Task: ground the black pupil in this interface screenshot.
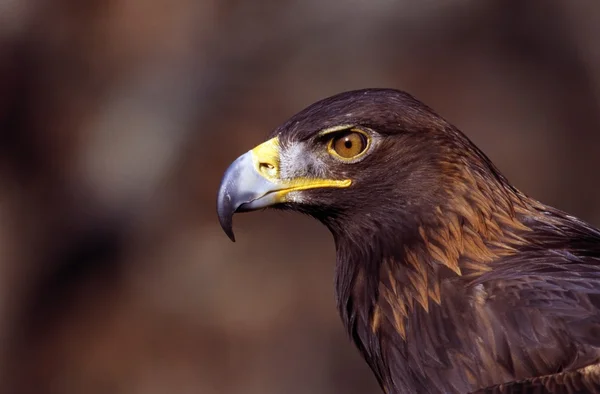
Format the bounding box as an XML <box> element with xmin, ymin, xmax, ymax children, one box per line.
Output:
<box><xmin>344</xmin><ymin>138</ymin><xmax>353</xmax><ymax>149</ymax></box>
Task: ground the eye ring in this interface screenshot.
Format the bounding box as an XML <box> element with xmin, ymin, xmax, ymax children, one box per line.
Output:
<box><xmin>327</xmin><ymin>128</ymin><xmax>371</xmax><ymax>161</ymax></box>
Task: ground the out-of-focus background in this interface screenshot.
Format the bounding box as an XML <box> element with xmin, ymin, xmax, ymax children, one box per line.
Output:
<box><xmin>1</xmin><ymin>1</ymin><xmax>600</xmax><ymax>393</ymax></box>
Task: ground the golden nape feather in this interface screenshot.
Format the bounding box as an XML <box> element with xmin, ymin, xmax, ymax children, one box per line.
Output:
<box><xmin>217</xmin><ymin>89</ymin><xmax>600</xmax><ymax>394</ymax></box>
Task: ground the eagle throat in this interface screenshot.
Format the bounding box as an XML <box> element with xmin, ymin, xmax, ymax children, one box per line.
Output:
<box><xmin>329</xmin><ymin>163</ymin><xmax>534</xmax><ymax>393</ymax></box>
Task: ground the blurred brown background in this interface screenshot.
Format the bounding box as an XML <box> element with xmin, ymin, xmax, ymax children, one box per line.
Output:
<box><xmin>1</xmin><ymin>1</ymin><xmax>600</xmax><ymax>393</ymax></box>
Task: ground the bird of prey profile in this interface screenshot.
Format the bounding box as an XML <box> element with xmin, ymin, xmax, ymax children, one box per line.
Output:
<box><xmin>216</xmin><ymin>89</ymin><xmax>600</xmax><ymax>393</ymax></box>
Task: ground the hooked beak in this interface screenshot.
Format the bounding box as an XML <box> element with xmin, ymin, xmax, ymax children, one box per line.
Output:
<box><xmin>216</xmin><ymin>137</ymin><xmax>351</xmax><ymax>241</ymax></box>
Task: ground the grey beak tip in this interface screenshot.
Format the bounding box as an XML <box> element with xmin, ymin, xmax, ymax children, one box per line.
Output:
<box><xmin>217</xmin><ymin>150</ymin><xmax>278</xmax><ymax>242</ymax></box>
<box><xmin>224</xmin><ymin>224</ymin><xmax>236</xmax><ymax>242</ymax></box>
<box><xmin>217</xmin><ymin>189</ymin><xmax>237</xmax><ymax>242</ymax></box>
<box><xmin>217</xmin><ymin>206</ymin><xmax>237</xmax><ymax>242</ymax></box>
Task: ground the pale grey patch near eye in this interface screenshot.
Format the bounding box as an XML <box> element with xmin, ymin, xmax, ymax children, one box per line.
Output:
<box><xmin>279</xmin><ymin>141</ymin><xmax>305</xmax><ymax>179</ymax></box>
<box><xmin>280</xmin><ymin>141</ymin><xmax>329</xmax><ymax>180</ymax></box>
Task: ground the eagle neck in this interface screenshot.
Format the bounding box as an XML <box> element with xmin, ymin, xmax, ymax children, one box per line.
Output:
<box><xmin>329</xmin><ymin>167</ymin><xmax>533</xmax><ymax>392</ymax></box>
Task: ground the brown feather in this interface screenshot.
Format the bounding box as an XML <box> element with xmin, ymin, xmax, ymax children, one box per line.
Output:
<box><xmin>258</xmin><ymin>89</ymin><xmax>600</xmax><ymax>393</ymax></box>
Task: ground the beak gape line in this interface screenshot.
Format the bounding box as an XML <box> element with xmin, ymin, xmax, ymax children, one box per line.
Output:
<box><xmin>216</xmin><ymin>137</ymin><xmax>351</xmax><ymax>241</ymax></box>
<box><xmin>217</xmin><ymin>147</ymin><xmax>284</xmax><ymax>241</ymax></box>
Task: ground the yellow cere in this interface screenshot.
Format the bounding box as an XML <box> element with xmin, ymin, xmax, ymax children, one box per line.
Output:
<box><xmin>249</xmin><ymin>136</ymin><xmax>352</xmax><ymax>201</ymax></box>
<box><xmin>251</xmin><ymin>137</ymin><xmax>281</xmax><ymax>181</ymax></box>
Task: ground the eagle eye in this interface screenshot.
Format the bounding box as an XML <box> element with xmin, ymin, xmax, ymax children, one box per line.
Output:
<box><xmin>327</xmin><ymin>129</ymin><xmax>369</xmax><ymax>160</ymax></box>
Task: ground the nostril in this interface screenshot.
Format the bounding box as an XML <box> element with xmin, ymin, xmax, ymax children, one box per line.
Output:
<box><xmin>258</xmin><ymin>161</ymin><xmax>277</xmax><ymax>177</ymax></box>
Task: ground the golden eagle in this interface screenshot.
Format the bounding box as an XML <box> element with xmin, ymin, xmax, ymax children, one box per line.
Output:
<box><xmin>216</xmin><ymin>89</ymin><xmax>600</xmax><ymax>393</ymax></box>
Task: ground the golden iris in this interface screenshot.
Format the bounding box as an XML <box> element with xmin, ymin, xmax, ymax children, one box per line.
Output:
<box><xmin>329</xmin><ymin>130</ymin><xmax>368</xmax><ymax>159</ymax></box>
